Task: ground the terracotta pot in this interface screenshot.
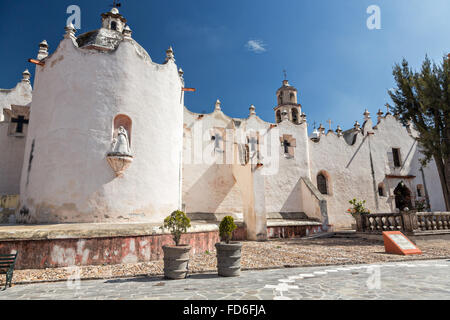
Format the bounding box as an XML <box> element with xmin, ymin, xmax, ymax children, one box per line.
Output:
<box><xmin>215</xmin><ymin>242</ymin><xmax>242</xmax><ymax>277</ymax></box>
<box><xmin>162</xmin><ymin>244</ymin><xmax>191</xmax><ymax>280</ymax></box>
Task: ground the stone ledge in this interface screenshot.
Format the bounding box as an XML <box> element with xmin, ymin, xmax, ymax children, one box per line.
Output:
<box><xmin>0</xmin><ymin>221</ymin><xmax>219</xmax><ymax>241</ymax></box>
<box><xmin>267</xmin><ymin>219</ymin><xmax>322</xmax><ymax>227</ymax></box>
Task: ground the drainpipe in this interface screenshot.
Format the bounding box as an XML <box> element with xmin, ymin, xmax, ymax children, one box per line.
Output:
<box><xmin>367</xmin><ymin>133</ymin><xmax>379</xmax><ymax>210</ymax></box>
<box><xmin>420</xmin><ymin>167</ymin><xmax>431</xmax><ymax>211</ymax></box>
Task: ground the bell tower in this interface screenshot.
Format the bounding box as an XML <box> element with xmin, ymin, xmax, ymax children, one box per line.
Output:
<box><xmin>274</xmin><ymin>78</ymin><xmax>302</xmax><ymax>124</ymax></box>
<box><xmin>101</xmin><ymin>7</ymin><xmax>127</xmax><ymax>32</ymax></box>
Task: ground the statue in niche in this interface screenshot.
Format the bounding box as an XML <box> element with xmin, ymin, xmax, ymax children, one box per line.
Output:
<box><xmin>110</xmin><ymin>126</ymin><xmax>131</xmax><ymax>156</ymax></box>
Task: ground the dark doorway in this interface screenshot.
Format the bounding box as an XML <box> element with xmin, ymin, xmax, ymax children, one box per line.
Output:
<box><xmin>394</xmin><ymin>182</ymin><xmax>412</xmax><ymax>210</ymax></box>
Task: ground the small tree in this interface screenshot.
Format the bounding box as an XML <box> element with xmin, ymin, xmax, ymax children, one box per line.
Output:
<box><xmin>219</xmin><ymin>216</ymin><xmax>237</xmax><ymax>244</ymax></box>
<box><xmin>161</xmin><ymin>210</ymin><xmax>191</xmax><ymax>246</ymax></box>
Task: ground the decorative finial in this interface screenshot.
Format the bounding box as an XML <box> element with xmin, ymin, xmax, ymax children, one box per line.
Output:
<box><xmin>283</xmin><ymin>69</ymin><xmax>287</xmax><ymax>80</ymax></box>
<box><xmin>37</xmin><ymin>40</ymin><xmax>49</xmax><ymax>60</ymax></box>
<box><xmin>318</xmin><ymin>123</ymin><xmax>325</xmax><ymax>135</ymax></box>
<box><xmin>178</xmin><ymin>68</ymin><xmax>184</xmax><ymax>79</ymax></box>
<box><xmin>336</xmin><ymin>125</ymin><xmax>343</xmax><ymax>137</ymax></box>
<box><xmin>22</xmin><ymin>69</ymin><xmax>31</xmax><ymax>83</ymax></box>
<box><xmin>165</xmin><ymin>46</ymin><xmax>175</xmax><ymax>62</ymax></box>
<box><xmin>312</xmin><ymin>128</ymin><xmax>320</xmax><ymax>140</ymax></box>
<box><xmin>249</xmin><ymin>105</ymin><xmax>256</xmax><ymax>116</ymax></box>
<box><xmin>300</xmin><ymin>112</ymin><xmax>306</xmax><ymax>122</ymax></box>
<box><xmin>64</xmin><ymin>22</ymin><xmax>76</xmax><ymax>40</ymax></box>
<box><xmin>123</xmin><ymin>25</ymin><xmax>132</xmax><ymax>39</ymax></box>
<box><xmin>363</xmin><ymin>109</ymin><xmax>370</xmax><ymax>120</ymax></box>
<box><xmin>377</xmin><ymin>108</ymin><xmax>384</xmax><ymax>121</ymax></box>
<box><xmin>215</xmin><ymin>99</ymin><xmax>221</xmax><ymax>111</ymax></box>
<box><xmin>354</xmin><ymin>120</ymin><xmax>361</xmax><ymax>131</ymax></box>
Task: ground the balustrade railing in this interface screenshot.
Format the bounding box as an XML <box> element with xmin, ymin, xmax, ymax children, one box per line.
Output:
<box><xmin>356</xmin><ymin>211</ymin><xmax>450</xmax><ymax>233</ymax></box>
<box><xmin>415</xmin><ymin>212</ymin><xmax>450</xmax><ymax>231</ymax></box>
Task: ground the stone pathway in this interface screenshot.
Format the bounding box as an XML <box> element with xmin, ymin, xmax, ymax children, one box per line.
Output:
<box><xmin>1</xmin><ymin>259</ymin><xmax>449</xmax><ymax>300</ymax></box>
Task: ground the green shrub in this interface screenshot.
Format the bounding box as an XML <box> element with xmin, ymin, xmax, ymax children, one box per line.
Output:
<box><xmin>347</xmin><ymin>199</ymin><xmax>370</xmax><ymax>218</ymax></box>
<box><xmin>219</xmin><ymin>216</ymin><xmax>237</xmax><ymax>244</ymax></box>
<box><xmin>160</xmin><ymin>210</ymin><xmax>191</xmax><ymax>246</ymax></box>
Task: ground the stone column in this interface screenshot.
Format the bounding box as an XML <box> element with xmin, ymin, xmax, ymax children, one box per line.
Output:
<box><xmin>355</xmin><ymin>214</ymin><xmax>364</xmax><ymax>232</ymax></box>
<box><xmin>401</xmin><ymin>211</ymin><xmax>417</xmax><ymax>233</ymax></box>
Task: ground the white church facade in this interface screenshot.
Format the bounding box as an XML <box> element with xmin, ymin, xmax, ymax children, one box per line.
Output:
<box><xmin>0</xmin><ymin>8</ymin><xmax>446</xmax><ymax>235</ymax></box>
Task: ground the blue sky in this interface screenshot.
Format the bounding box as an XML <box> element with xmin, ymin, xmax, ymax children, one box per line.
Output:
<box><xmin>1</xmin><ymin>0</ymin><xmax>449</xmax><ymax>132</ymax></box>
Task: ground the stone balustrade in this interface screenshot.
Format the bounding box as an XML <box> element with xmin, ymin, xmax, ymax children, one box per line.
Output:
<box><xmin>415</xmin><ymin>212</ymin><xmax>450</xmax><ymax>231</ymax></box>
<box><xmin>356</xmin><ymin>211</ymin><xmax>450</xmax><ymax>234</ymax></box>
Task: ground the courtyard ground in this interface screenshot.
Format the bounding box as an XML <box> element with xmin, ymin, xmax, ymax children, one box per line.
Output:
<box><xmin>1</xmin><ymin>259</ymin><xmax>449</xmax><ymax>300</ymax></box>
<box><xmin>2</xmin><ymin>237</ymin><xmax>449</xmax><ymax>285</ymax></box>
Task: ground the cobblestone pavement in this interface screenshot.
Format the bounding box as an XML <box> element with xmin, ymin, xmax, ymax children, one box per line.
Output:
<box><xmin>1</xmin><ymin>259</ymin><xmax>449</xmax><ymax>300</ymax></box>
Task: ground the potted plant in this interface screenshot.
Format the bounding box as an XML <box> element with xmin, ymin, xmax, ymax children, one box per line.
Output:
<box><xmin>347</xmin><ymin>199</ymin><xmax>370</xmax><ymax>231</ymax></box>
<box><xmin>215</xmin><ymin>216</ymin><xmax>242</xmax><ymax>277</ymax></box>
<box><xmin>160</xmin><ymin>210</ymin><xmax>191</xmax><ymax>280</ymax></box>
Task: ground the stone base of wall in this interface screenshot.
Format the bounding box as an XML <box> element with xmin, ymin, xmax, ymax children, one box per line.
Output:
<box><xmin>0</xmin><ymin>220</ymin><xmax>330</xmax><ymax>270</ymax></box>
<box><xmin>0</xmin><ymin>222</ymin><xmax>220</xmax><ymax>270</ymax></box>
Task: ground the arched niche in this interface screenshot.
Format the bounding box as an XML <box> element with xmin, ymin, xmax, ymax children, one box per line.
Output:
<box><xmin>113</xmin><ymin>114</ymin><xmax>132</xmax><ymax>146</ymax></box>
<box><xmin>378</xmin><ymin>182</ymin><xmax>386</xmax><ymax>197</ymax></box>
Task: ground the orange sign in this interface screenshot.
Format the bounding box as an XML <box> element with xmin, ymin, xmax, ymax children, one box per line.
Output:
<box><xmin>382</xmin><ymin>231</ymin><xmax>422</xmax><ymax>255</ymax></box>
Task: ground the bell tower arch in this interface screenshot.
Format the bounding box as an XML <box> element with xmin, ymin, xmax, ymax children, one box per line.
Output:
<box><xmin>274</xmin><ymin>79</ymin><xmax>302</xmax><ymax>124</ymax></box>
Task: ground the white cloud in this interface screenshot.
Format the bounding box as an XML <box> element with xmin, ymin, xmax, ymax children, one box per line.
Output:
<box><xmin>245</xmin><ymin>39</ymin><xmax>267</xmax><ymax>53</ymax></box>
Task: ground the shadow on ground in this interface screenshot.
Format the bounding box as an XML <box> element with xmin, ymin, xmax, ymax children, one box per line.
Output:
<box><xmin>104</xmin><ymin>272</ymin><xmax>220</xmax><ymax>284</ymax></box>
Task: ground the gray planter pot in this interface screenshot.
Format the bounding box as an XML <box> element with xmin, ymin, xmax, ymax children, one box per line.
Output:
<box><xmin>215</xmin><ymin>242</ymin><xmax>242</xmax><ymax>277</ymax></box>
<box><xmin>162</xmin><ymin>244</ymin><xmax>191</xmax><ymax>280</ymax></box>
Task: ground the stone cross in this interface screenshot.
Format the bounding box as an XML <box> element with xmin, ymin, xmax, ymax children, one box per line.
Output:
<box><xmin>11</xmin><ymin>116</ymin><xmax>29</xmax><ymax>133</ymax></box>
<box><xmin>213</xmin><ymin>133</ymin><xmax>223</xmax><ymax>150</ymax></box>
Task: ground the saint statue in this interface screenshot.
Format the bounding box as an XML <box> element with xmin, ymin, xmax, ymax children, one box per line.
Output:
<box><xmin>111</xmin><ymin>126</ymin><xmax>131</xmax><ymax>155</ymax></box>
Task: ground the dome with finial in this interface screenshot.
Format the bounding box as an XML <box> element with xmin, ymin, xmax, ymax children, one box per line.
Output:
<box><xmin>76</xmin><ymin>8</ymin><xmax>127</xmax><ymax>50</ymax></box>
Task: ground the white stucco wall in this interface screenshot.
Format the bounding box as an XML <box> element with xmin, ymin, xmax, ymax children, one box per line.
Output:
<box><xmin>0</xmin><ymin>77</ymin><xmax>32</xmax><ymax>195</ymax></box>
<box><xmin>182</xmin><ymin>107</ymin><xmax>244</xmax><ymax>215</ymax></box>
<box><xmin>309</xmin><ymin>115</ymin><xmax>446</xmax><ymax>229</ymax></box>
<box><xmin>181</xmin><ymin>103</ymin><xmax>446</xmax><ymax>231</ymax></box>
<box><xmin>19</xmin><ymin>35</ymin><xmax>183</xmax><ymax>223</ymax></box>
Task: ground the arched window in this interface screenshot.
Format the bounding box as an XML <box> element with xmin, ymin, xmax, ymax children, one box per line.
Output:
<box><xmin>378</xmin><ymin>183</ymin><xmax>386</xmax><ymax>197</ymax></box>
<box><xmin>113</xmin><ymin>114</ymin><xmax>132</xmax><ymax>146</ymax></box>
<box><xmin>111</xmin><ymin>21</ymin><xmax>117</xmax><ymax>31</ymax></box>
<box><xmin>276</xmin><ymin>110</ymin><xmax>281</xmax><ymax>123</ymax></box>
<box><xmin>416</xmin><ymin>184</ymin><xmax>424</xmax><ymax>198</ymax></box>
<box><xmin>291</xmin><ymin>108</ymin><xmax>298</xmax><ymax>123</ymax></box>
<box><xmin>290</xmin><ymin>92</ymin><xmax>296</xmax><ymax>103</ymax></box>
<box><xmin>317</xmin><ymin>173</ymin><xmax>328</xmax><ymax>195</ymax></box>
